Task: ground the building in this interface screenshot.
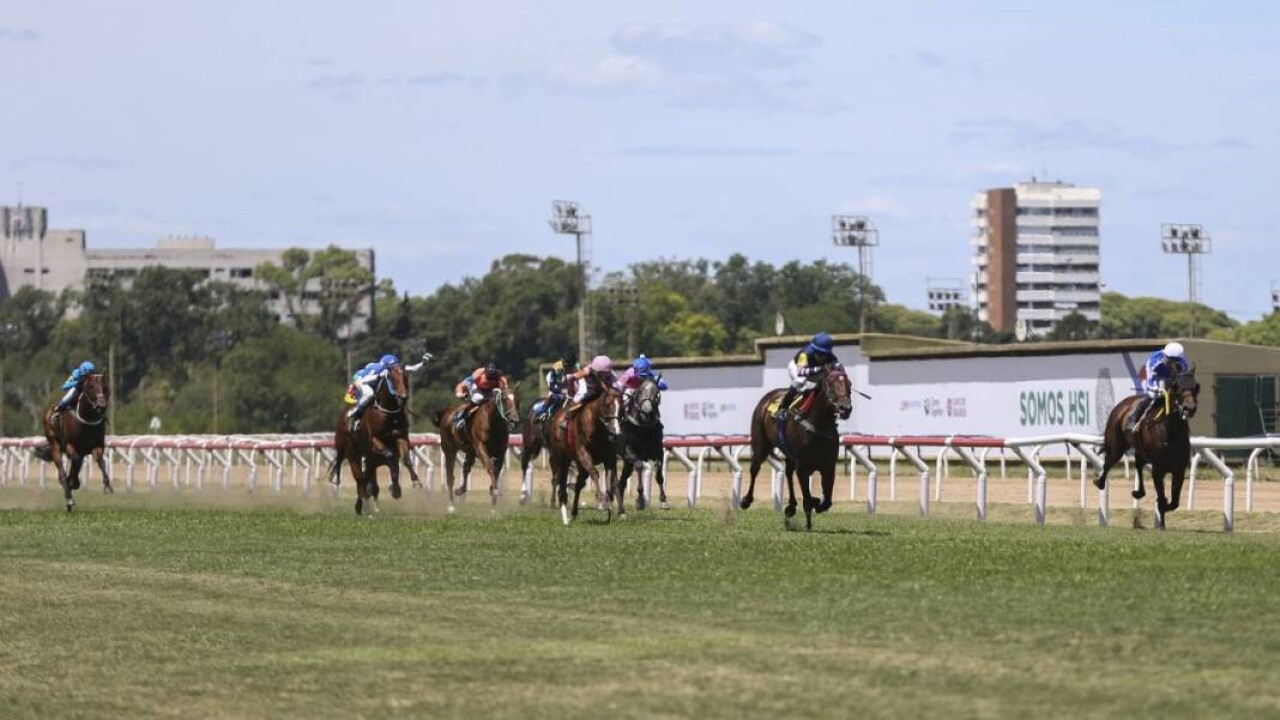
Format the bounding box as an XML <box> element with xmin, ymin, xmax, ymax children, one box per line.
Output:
<box><xmin>0</xmin><ymin>205</ymin><xmax>374</xmax><ymax>330</ymax></box>
<box><xmin>970</xmin><ymin>180</ymin><xmax>1101</xmax><ymax>337</ymax></box>
<box><xmin>645</xmin><ymin>334</ymin><xmax>1278</xmax><ymax>444</ymax></box>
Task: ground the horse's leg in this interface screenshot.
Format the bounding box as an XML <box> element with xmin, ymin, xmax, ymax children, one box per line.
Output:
<box><xmin>67</xmin><ymin>453</ymin><xmax>83</xmax><ymax>491</ymax></box>
<box><xmin>617</xmin><ymin>459</ymin><xmax>632</xmax><ymax>516</ymax></box>
<box><xmin>398</xmin><ymin>438</ymin><xmax>422</xmax><ymax>489</ymax></box>
<box><xmin>1167</xmin><ymin>464</ymin><xmax>1186</xmax><ymax>513</ymax></box>
<box><xmin>816</xmin><ymin>461</ymin><xmax>835</xmax><ymax>514</ymax></box>
<box><xmin>571</xmin><ymin>465</ymin><xmax>588</xmax><ymax>519</ymax></box>
<box><xmin>348</xmin><ymin>454</ymin><xmax>366</xmax><ymax>515</ymax></box>
<box><xmin>654</xmin><ymin>454</ymin><xmax>670</xmax><ymax>510</ymax></box>
<box><xmin>1152</xmin><ymin>466</ymin><xmax>1170</xmax><ymax>527</ymax></box>
<box><xmin>386</xmin><ymin>449</ymin><xmax>402</xmax><ymax>500</ymax></box>
<box><xmin>783</xmin><ymin>457</ymin><xmax>798</xmax><ymax>520</ymax></box>
<box><xmin>798</xmin><ymin>464</ymin><xmax>819</xmax><ymax>531</ymax></box>
<box><xmin>1132</xmin><ymin>457</ymin><xmax>1147</xmax><ymax>500</ymax></box>
<box><xmin>458</xmin><ymin>453</ymin><xmax>474</xmax><ymax>497</ymax></box>
<box><xmin>443</xmin><ymin>449</ymin><xmax>458</xmax><ymax>514</ymax></box>
<box><xmin>478</xmin><ymin>447</ymin><xmax>501</xmax><ymax>507</ymax></box>
<box><xmin>554</xmin><ymin>459</ymin><xmax>571</xmax><ymax>525</ymax></box>
<box><xmin>93</xmin><ymin>447</ymin><xmax>113</xmax><ymax>495</ymax></box>
<box><xmin>1096</xmin><ymin>436</ymin><xmax>1128</xmax><ymax>490</ymax></box>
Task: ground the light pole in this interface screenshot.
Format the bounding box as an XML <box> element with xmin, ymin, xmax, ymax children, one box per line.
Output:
<box><xmin>0</xmin><ymin>322</ymin><xmax>15</xmax><ymax>436</ymax></box>
<box><xmin>603</xmin><ymin>284</ymin><xmax>640</xmax><ymax>360</ymax></box>
<box><xmin>1160</xmin><ymin>223</ymin><xmax>1211</xmax><ymax>338</ymax></box>
<box><xmin>210</xmin><ymin>330</ymin><xmax>235</xmax><ymax>434</ymax></box>
<box><xmin>549</xmin><ymin>200</ymin><xmax>593</xmax><ymax>364</ymax></box>
<box><xmin>1271</xmin><ymin>281</ymin><xmax>1280</xmax><ymax>314</ymax></box>
<box><xmin>832</xmin><ymin>215</ymin><xmax>879</xmax><ymax>334</ymax></box>
<box><xmin>926</xmin><ymin>277</ymin><xmax>967</xmax><ymax>340</ymax></box>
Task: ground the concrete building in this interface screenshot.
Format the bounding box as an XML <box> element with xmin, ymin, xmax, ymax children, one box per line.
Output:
<box><xmin>0</xmin><ymin>205</ymin><xmax>374</xmax><ymax>330</ymax></box>
<box><xmin>970</xmin><ymin>180</ymin><xmax>1101</xmax><ymax>337</ymax></box>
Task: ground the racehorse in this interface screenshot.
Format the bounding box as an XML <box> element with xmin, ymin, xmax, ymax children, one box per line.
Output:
<box><xmin>34</xmin><ymin>372</ymin><xmax>113</xmax><ymax>512</ymax></box>
<box><xmin>1094</xmin><ymin>366</ymin><xmax>1200</xmax><ymax>527</ymax></box>
<box><xmin>546</xmin><ymin>385</ymin><xmax>622</xmax><ymax>525</ymax></box>
<box><xmin>740</xmin><ymin>365</ymin><xmax>853</xmax><ymax>530</ymax></box>
<box><xmin>435</xmin><ymin>385</ymin><xmax>520</xmax><ymax>513</ymax></box>
<box><xmin>519</xmin><ymin>401</ymin><xmax>557</xmax><ymax>507</ymax></box>
<box><xmin>329</xmin><ymin>363</ymin><xmax>419</xmax><ymax>516</ymax></box>
<box><xmin>616</xmin><ymin>377</ymin><xmax>668</xmax><ymax>517</ymax></box>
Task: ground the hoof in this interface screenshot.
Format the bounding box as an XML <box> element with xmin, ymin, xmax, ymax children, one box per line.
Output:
<box><xmin>739</xmin><ymin>497</ymin><xmax>754</xmax><ymax>510</ymax></box>
<box><xmin>1092</xmin><ymin>477</ymin><xmax>1106</xmax><ymax>491</ymax></box>
<box><xmin>804</xmin><ymin>497</ymin><xmax>821</xmax><ymax>512</ymax></box>
<box><xmin>70</xmin><ymin>478</ymin><xmax>81</xmax><ymax>490</ymax></box>
<box><xmin>636</xmin><ymin>495</ymin><xmax>647</xmax><ymax>511</ymax></box>
<box><xmin>66</xmin><ymin>500</ymin><xmax>75</xmax><ymax>513</ymax></box>
<box><xmin>390</xmin><ymin>485</ymin><xmax>402</xmax><ymax>500</ymax></box>
<box><xmin>560</xmin><ymin>504</ymin><xmax>571</xmax><ymax>526</ymax></box>
<box><xmin>447</xmin><ymin>504</ymin><xmax>456</xmax><ymax>515</ymax></box>
<box><xmin>520</xmin><ymin>491</ymin><xmax>530</xmax><ymax>505</ymax></box>
<box><xmin>104</xmin><ymin>485</ymin><xmax>115</xmax><ymax>495</ymax></box>
<box><xmin>1131</xmin><ymin>489</ymin><xmax>1146</xmax><ymax>500</ymax></box>
<box><xmin>455</xmin><ymin>486</ymin><xmax>468</xmax><ymax>497</ymax></box>
<box><xmin>816</xmin><ymin>500</ymin><xmax>832</xmax><ymax>514</ymax></box>
<box><xmin>660</xmin><ymin>500</ymin><xmax>671</xmax><ymax>510</ymax></box>
<box><xmin>784</xmin><ymin>505</ymin><xmax>797</xmax><ymax>518</ymax></box>
<box><xmin>354</xmin><ymin>500</ymin><xmax>363</xmax><ymax>515</ymax></box>
<box><xmin>619</xmin><ymin>511</ymin><xmax>628</xmax><ymax>521</ymax></box>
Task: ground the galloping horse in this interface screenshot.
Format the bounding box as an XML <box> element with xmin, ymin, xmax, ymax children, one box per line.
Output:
<box><xmin>519</xmin><ymin>402</ymin><xmax>557</xmax><ymax>507</ymax></box>
<box><xmin>329</xmin><ymin>363</ymin><xmax>418</xmax><ymax>516</ymax></box>
<box><xmin>1095</xmin><ymin>366</ymin><xmax>1200</xmax><ymax>526</ymax></box>
<box><xmin>34</xmin><ymin>372</ymin><xmax>113</xmax><ymax>512</ymax></box>
<box><xmin>435</xmin><ymin>385</ymin><xmax>520</xmax><ymax>513</ymax></box>
<box><xmin>740</xmin><ymin>365</ymin><xmax>853</xmax><ymax>530</ymax></box>
<box><xmin>546</xmin><ymin>386</ymin><xmax>622</xmax><ymax>525</ymax></box>
<box><xmin>616</xmin><ymin>377</ymin><xmax>668</xmax><ymax>516</ymax></box>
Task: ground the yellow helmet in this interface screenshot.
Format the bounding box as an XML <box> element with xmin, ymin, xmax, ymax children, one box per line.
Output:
<box><xmin>552</xmin><ymin>360</ymin><xmax>565</xmax><ymax>372</ymax></box>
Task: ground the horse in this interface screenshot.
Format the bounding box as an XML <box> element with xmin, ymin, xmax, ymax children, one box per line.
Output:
<box><xmin>435</xmin><ymin>385</ymin><xmax>520</xmax><ymax>514</ymax></box>
<box><xmin>546</xmin><ymin>385</ymin><xmax>622</xmax><ymax>525</ymax></box>
<box><xmin>1094</xmin><ymin>366</ymin><xmax>1200</xmax><ymax>527</ymax></box>
<box><xmin>33</xmin><ymin>372</ymin><xmax>113</xmax><ymax>512</ymax></box>
<box><xmin>328</xmin><ymin>363</ymin><xmax>418</xmax><ymax>516</ymax></box>
<box><xmin>616</xmin><ymin>377</ymin><xmax>668</xmax><ymax>517</ymax></box>
<box><xmin>518</xmin><ymin>397</ymin><xmax>562</xmax><ymax>507</ymax></box>
<box><xmin>740</xmin><ymin>365</ymin><xmax>853</xmax><ymax>530</ymax></box>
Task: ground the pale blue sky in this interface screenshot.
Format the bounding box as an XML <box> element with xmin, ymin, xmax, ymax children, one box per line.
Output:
<box><xmin>4</xmin><ymin>1</ymin><xmax>1277</xmax><ymax>318</ymax></box>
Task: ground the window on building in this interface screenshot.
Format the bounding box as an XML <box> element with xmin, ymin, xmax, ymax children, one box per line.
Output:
<box><xmin>230</xmin><ymin>267</ymin><xmax>253</xmax><ymax>279</ymax></box>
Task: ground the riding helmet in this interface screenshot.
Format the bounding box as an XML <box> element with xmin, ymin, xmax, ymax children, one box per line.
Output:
<box><xmin>1163</xmin><ymin>342</ymin><xmax>1185</xmax><ymax>359</ymax></box>
<box><xmin>485</xmin><ymin>363</ymin><xmax>502</xmax><ymax>379</ymax></box>
<box><xmin>79</xmin><ymin>360</ymin><xmax>96</xmax><ymax>374</ymax></box>
<box><xmin>590</xmin><ymin>355</ymin><xmax>613</xmax><ymax>373</ymax></box>
<box><xmin>380</xmin><ymin>354</ymin><xmax>400</xmax><ymax>366</ymax></box>
<box><xmin>632</xmin><ymin>355</ymin><xmax>651</xmax><ymax>374</ymax></box>
<box><xmin>811</xmin><ymin>332</ymin><xmax>834</xmax><ymax>353</ymax></box>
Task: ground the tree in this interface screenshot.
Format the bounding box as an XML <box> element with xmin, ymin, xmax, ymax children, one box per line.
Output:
<box><xmin>1048</xmin><ymin>311</ymin><xmax>1098</xmax><ymax>341</ymax></box>
<box><xmin>1213</xmin><ymin>311</ymin><xmax>1280</xmax><ymax>347</ymax></box>
<box><xmin>255</xmin><ymin>246</ymin><xmax>374</xmax><ymax>342</ymax></box>
<box><xmin>1099</xmin><ymin>292</ymin><xmax>1237</xmax><ymax>339</ymax></box>
<box><xmin>219</xmin><ymin>326</ymin><xmax>345</xmax><ymax>433</ymax></box>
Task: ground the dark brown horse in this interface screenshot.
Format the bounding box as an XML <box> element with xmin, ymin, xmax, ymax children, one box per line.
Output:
<box><xmin>546</xmin><ymin>385</ymin><xmax>622</xmax><ymax>525</ymax></box>
<box><xmin>329</xmin><ymin>363</ymin><xmax>416</xmax><ymax>516</ymax></box>
<box><xmin>34</xmin><ymin>373</ymin><xmax>113</xmax><ymax>512</ymax></box>
<box><xmin>616</xmin><ymin>377</ymin><xmax>667</xmax><ymax>516</ymax></box>
<box><xmin>1094</xmin><ymin>366</ymin><xmax>1200</xmax><ymax>527</ymax></box>
<box><xmin>519</xmin><ymin>398</ymin><xmax>559</xmax><ymax>507</ymax></box>
<box><xmin>740</xmin><ymin>365</ymin><xmax>853</xmax><ymax>530</ymax></box>
<box><xmin>435</xmin><ymin>385</ymin><xmax>520</xmax><ymax>513</ymax></box>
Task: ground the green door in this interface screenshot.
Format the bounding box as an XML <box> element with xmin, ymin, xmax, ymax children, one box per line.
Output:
<box><xmin>1214</xmin><ymin>375</ymin><xmax>1278</xmax><ymax>440</ymax></box>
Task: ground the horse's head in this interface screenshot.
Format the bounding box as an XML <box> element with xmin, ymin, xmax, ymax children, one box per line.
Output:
<box><xmin>82</xmin><ymin>373</ymin><xmax>109</xmax><ymax>412</ymax></box>
<box><xmin>821</xmin><ymin>365</ymin><xmax>853</xmax><ymax>421</ymax></box>
<box><xmin>380</xmin><ymin>363</ymin><xmax>409</xmax><ymax>408</ymax></box>
<box><xmin>1173</xmin><ymin>365</ymin><xmax>1200</xmax><ymax>420</ymax></box>
<box><xmin>631</xmin><ymin>377</ymin><xmax>663</xmax><ymax>424</ymax></box>
<box><xmin>496</xmin><ymin>383</ymin><xmax>520</xmax><ymax>431</ymax></box>
<box><xmin>598</xmin><ymin>387</ymin><xmax>623</xmax><ymax>439</ymax></box>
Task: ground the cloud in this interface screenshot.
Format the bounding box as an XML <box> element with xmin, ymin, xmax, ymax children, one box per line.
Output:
<box><xmin>0</xmin><ymin>27</ymin><xmax>39</xmax><ymax>42</ymax></box>
<box><xmin>305</xmin><ymin>57</ymin><xmax>335</xmax><ymax>68</ymax></box>
<box><xmin>9</xmin><ymin>156</ymin><xmax>123</xmax><ymax>171</ymax></box>
<box><xmin>951</xmin><ymin>117</ymin><xmax>1182</xmax><ymax>158</ymax></box>
<box><xmin>307</xmin><ymin>73</ymin><xmax>365</xmax><ymax>90</ymax></box>
<box><xmin>405</xmin><ymin>72</ymin><xmax>466</xmax><ymax>86</ymax></box>
<box><xmin>622</xmin><ymin>144</ymin><xmax>798</xmax><ymax>159</ymax></box>
<box><xmin>536</xmin><ymin>20</ymin><xmax>842</xmax><ymax>114</ymax></box>
<box><xmin>915</xmin><ymin>51</ymin><xmax>945</xmax><ymax>70</ymax></box>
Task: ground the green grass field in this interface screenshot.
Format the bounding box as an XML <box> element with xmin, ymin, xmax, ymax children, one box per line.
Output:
<box><xmin>2</xmin><ymin>497</ymin><xmax>1279</xmax><ymax>719</ymax></box>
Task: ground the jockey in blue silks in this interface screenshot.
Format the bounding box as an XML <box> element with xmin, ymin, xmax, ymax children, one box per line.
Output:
<box><xmin>1125</xmin><ymin>341</ymin><xmax>1190</xmax><ymax>432</ymax></box>
<box><xmin>55</xmin><ymin>361</ymin><xmax>97</xmax><ymax>412</ymax></box>
<box><xmin>614</xmin><ymin>354</ymin><xmax>669</xmax><ymax>412</ymax></box>
<box><xmin>775</xmin><ymin>332</ymin><xmax>839</xmax><ymax>421</ymax></box>
<box><xmin>347</xmin><ymin>352</ymin><xmax>431</xmax><ymax>430</ymax></box>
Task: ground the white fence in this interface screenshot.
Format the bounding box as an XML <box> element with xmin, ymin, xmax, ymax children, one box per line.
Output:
<box><xmin>2</xmin><ymin>433</ymin><xmax>1276</xmax><ymax>532</ymax></box>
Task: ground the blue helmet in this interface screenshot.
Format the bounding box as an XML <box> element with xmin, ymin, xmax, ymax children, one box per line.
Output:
<box><xmin>632</xmin><ymin>355</ymin><xmax>652</xmax><ymax>375</ymax></box>
<box><xmin>810</xmin><ymin>332</ymin><xmax>834</xmax><ymax>353</ymax></box>
<box><xmin>380</xmin><ymin>354</ymin><xmax>400</xmax><ymax>367</ymax></box>
<box><xmin>78</xmin><ymin>361</ymin><xmax>96</xmax><ymax>375</ymax></box>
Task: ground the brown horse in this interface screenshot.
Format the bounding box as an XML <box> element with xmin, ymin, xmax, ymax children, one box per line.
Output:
<box><xmin>740</xmin><ymin>365</ymin><xmax>853</xmax><ymax>530</ymax></box>
<box><xmin>329</xmin><ymin>363</ymin><xmax>416</xmax><ymax>516</ymax></box>
<box><xmin>518</xmin><ymin>398</ymin><xmax>560</xmax><ymax>507</ymax></box>
<box><xmin>34</xmin><ymin>373</ymin><xmax>113</xmax><ymax>512</ymax></box>
<box><xmin>546</xmin><ymin>385</ymin><xmax>622</xmax><ymax>525</ymax></box>
<box><xmin>435</xmin><ymin>385</ymin><xmax>520</xmax><ymax>513</ymax></box>
<box><xmin>1094</xmin><ymin>366</ymin><xmax>1200</xmax><ymax>527</ymax></box>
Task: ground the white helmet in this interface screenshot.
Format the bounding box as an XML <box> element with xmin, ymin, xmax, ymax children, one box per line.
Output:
<box><xmin>1163</xmin><ymin>341</ymin><xmax>1186</xmax><ymax>359</ymax></box>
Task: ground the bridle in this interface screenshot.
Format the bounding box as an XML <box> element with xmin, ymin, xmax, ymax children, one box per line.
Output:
<box><xmin>628</xmin><ymin>378</ymin><xmax>662</xmax><ymax>427</ymax></box>
<box><xmin>494</xmin><ymin>388</ymin><xmax>519</xmax><ymax>430</ymax></box>
<box><xmin>597</xmin><ymin>391</ymin><xmax>622</xmax><ymax>437</ymax></box>
<box><xmin>821</xmin><ymin>366</ymin><xmax>853</xmax><ymax>421</ymax></box>
<box><xmin>73</xmin><ymin>374</ymin><xmax>108</xmax><ymax>427</ymax></box>
<box><xmin>372</xmin><ymin>370</ymin><xmax>408</xmax><ymax>415</ymax></box>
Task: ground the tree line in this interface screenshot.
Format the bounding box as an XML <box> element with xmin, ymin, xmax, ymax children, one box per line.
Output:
<box><xmin>0</xmin><ymin>247</ymin><xmax>1271</xmax><ymax>436</ymax></box>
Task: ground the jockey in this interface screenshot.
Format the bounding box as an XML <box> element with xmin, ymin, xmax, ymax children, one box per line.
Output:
<box><xmin>347</xmin><ymin>353</ymin><xmax>431</xmax><ymax>429</ymax></box>
<box><xmin>55</xmin><ymin>360</ymin><xmax>97</xmax><ymax>412</ymax></box>
<box><xmin>614</xmin><ymin>355</ymin><xmax>669</xmax><ymax>411</ymax></box>
<box><xmin>1125</xmin><ymin>341</ymin><xmax>1190</xmax><ymax>432</ymax></box>
<box><xmin>532</xmin><ymin>357</ymin><xmax>573</xmax><ymax>422</ymax></box>
<box><xmin>452</xmin><ymin>363</ymin><xmax>509</xmax><ymax>427</ymax></box>
<box><xmin>775</xmin><ymin>332</ymin><xmax>839</xmax><ymax>421</ymax></box>
<box><xmin>561</xmin><ymin>355</ymin><xmax>616</xmax><ymax>429</ymax></box>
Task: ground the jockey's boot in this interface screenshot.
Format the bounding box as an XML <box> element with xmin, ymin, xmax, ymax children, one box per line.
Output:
<box><xmin>1124</xmin><ymin>396</ymin><xmax>1151</xmax><ymax>433</ymax></box>
<box><xmin>348</xmin><ymin>414</ymin><xmax>360</xmax><ymax>433</ymax></box>
<box><xmin>559</xmin><ymin>404</ymin><xmax>579</xmax><ymax>431</ymax></box>
<box><xmin>775</xmin><ymin>387</ymin><xmax>800</xmax><ymax>422</ymax></box>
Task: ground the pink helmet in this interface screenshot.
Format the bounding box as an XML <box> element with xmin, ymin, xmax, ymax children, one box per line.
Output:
<box><xmin>590</xmin><ymin>355</ymin><xmax>613</xmax><ymax>372</ymax></box>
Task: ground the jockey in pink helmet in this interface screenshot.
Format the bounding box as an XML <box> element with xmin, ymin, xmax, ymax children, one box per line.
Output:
<box><xmin>560</xmin><ymin>354</ymin><xmax>616</xmax><ymax>429</ymax></box>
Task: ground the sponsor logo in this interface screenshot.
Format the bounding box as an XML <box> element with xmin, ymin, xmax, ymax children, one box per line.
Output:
<box><xmin>683</xmin><ymin>402</ymin><xmax>737</xmax><ymax>421</ymax></box>
<box><xmin>1019</xmin><ymin>390</ymin><xmax>1090</xmax><ymax>427</ymax></box>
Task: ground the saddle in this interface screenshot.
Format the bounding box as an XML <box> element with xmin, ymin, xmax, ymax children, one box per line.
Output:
<box><xmin>766</xmin><ymin>391</ymin><xmax>815</xmax><ymax>417</ymax></box>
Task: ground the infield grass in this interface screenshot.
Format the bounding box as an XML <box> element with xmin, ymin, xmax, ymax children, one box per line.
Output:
<box><xmin>2</xmin><ymin>496</ymin><xmax>1279</xmax><ymax>719</ymax></box>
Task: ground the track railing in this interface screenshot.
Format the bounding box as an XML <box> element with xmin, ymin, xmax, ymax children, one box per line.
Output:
<box><xmin>2</xmin><ymin>433</ymin><xmax>1276</xmax><ymax>532</ymax></box>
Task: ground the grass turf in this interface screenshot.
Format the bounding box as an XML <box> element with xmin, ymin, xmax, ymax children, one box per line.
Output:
<box><xmin>1</xmin><ymin>500</ymin><xmax>1279</xmax><ymax>719</ymax></box>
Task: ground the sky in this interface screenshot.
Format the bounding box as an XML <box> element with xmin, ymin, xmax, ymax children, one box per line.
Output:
<box><xmin>4</xmin><ymin>1</ymin><xmax>1278</xmax><ymax>319</ymax></box>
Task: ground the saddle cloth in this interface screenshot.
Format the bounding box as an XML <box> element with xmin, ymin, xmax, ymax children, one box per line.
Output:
<box><xmin>766</xmin><ymin>391</ymin><xmax>815</xmax><ymax>416</ymax></box>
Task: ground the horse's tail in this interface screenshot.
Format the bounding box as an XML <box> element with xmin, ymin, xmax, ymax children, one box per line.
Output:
<box><xmin>32</xmin><ymin>443</ymin><xmax>53</xmax><ymax>462</ymax></box>
<box><xmin>433</xmin><ymin>406</ymin><xmax>449</xmax><ymax>427</ymax></box>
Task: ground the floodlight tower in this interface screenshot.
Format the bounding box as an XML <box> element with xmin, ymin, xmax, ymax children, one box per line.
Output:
<box><xmin>926</xmin><ymin>277</ymin><xmax>967</xmax><ymax>340</ymax></box>
<box><xmin>550</xmin><ymin>200</ymin><xmax>592</xmax><ymax>364</ymax></box>
<box><xmin>1271</xmin><ymin>281</ymin><xmax>1280</xmax><ymax>314</ymax></box>
<box><xmin>1160</xmin><ymin>223</ymin><xmax>1212</xmax><ymax>337</ymax></box>
<box><xmin>832</xmin><ymin>215</ymin><xmax>879</xmax><ymax>334</ymax></box>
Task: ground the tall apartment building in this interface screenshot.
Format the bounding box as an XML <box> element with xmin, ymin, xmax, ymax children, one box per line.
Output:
<box><xmin>970</xmin><ymin>180</ymin><xmax>1101</xmax><ymax>337</ymax></box>
<box><xmin>1</xmin><ymin>205</ymin><xmax>375</xmax><ymax>331</ymax></box>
